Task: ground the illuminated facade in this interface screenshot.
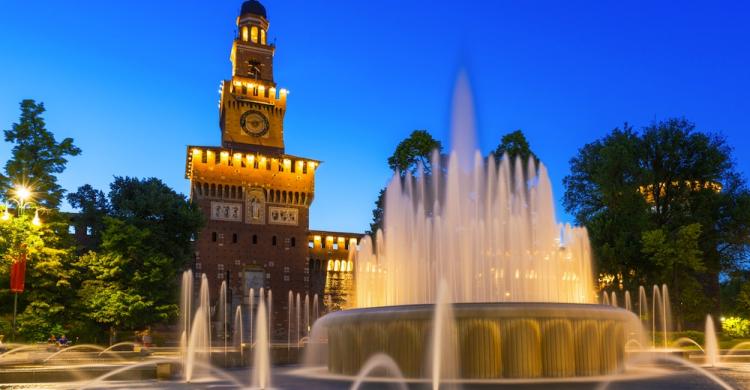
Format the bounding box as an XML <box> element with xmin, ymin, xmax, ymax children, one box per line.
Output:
<box><xmin>184</xmin><ymin>0</ymin><xmax>359</xmax><ymax>340</ymax></box>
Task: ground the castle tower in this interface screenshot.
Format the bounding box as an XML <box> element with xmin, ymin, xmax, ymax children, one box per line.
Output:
<box><xmin>220</xmin><ymin>0</ymin><xmax>287</xmax><ymax>153</ymax></box>
<box><xmin>185</xmin><ymin>0</ymin><xmax>319</xmax><ymax>341</ymax></box>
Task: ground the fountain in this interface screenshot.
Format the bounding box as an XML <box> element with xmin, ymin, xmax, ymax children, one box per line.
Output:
<box><xmin>308</xmin><ymin>74</ymin><xmax>640</xmax><ymax>381</ymax></box>
<box><xmin>705</xmin><ymin>315</ymin><xmax>719</xmax><ymax>367</ymax></box>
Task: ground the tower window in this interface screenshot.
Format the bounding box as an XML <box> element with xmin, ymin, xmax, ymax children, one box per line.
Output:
<box><xmin>241</xmin><ymin>26</ymin><xmax>249</xmax><ymax>42</ymax></box>
<box><xmin>261</xmin><ymin>29</ymin><xmax>266</xmax><ymax>45</ymax></box>
<box><xmin>272</xmin><ymin>236</ymin><xmax>277</xmax><ymax>246</ymax></box>
<box><xmin>251</xmin><ymin>26</ymin><xmax>259</xmax><ymax>43</ymax></box>
<box><xmin>252</xmin><ymin>234</ymin><xmax>258</xmax><ymax>244</ymax></box>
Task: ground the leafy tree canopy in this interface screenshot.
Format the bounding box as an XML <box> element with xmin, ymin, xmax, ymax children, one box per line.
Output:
<box><xmin>492</xmin><ymin>129</ymin><xmax>539</xmax><ymax>165</ymax></box>
<box><xmin>563</xmin><ymin>118</ymin><xmax>750</xmax><ymax>327</ymax></box>
<box><xmin>1</xmin><ymin>100</ymin><xmax>81</xmax><ymax>209</ymax></box>
<box><xmin>387</xmin><ymin>130</ymin><xmax>442</xmax><ymax>176</ymax></box>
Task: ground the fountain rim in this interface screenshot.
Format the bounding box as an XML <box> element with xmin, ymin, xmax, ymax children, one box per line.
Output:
<box><xmin>319</xmin><ymin>302</ymin><xmax>638</xmax><ymax>325</ymax></box>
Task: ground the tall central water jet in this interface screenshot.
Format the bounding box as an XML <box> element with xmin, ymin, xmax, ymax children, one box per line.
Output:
<box><xmin>355</xmin><ymin>75</ymin><xmax>594</xmax><ymax>307</ymax></box>
<box><xmin>310</xmin><ymin>74</ymin><xmax>638</xmax><ymax>380</ymax></box>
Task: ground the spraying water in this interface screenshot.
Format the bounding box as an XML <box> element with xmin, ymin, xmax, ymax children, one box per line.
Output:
<box><xmin>704</xmin><ymin>315</ymin><xmax>719</xmax><ymax>367</ymax></box>
<box><xmin>252</xmin><ymin>297</ymin><xmax>271</xmax><ymax>389</ymax></box>
<box><xmin>249</xmin><ymin>288</ymin><xmax>255</xmax><ymax>346</ymax></box>
<box><xmin>234</xmin><ymin>305</ymin><xmax>244</xmax><ymax>359</ymax></box>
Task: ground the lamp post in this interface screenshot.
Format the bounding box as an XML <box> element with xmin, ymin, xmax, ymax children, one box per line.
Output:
<box><xmin>2</xmin><ymin>184</ymin><xmax>41</xmax><ymax>341</ymax></box>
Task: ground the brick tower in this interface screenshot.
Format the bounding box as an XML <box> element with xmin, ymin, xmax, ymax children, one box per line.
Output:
<box><xmin>185</xmin><ymin>0</ymin><xmax>319</xmax><ymax>341</ymax></box>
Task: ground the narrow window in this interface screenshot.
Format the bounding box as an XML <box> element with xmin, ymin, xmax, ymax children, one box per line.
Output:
<box><xmin>232</xmin><ymin>233</ymin><xmax>238</xmax><ymax>244</ymax></box>
<box><xmin>261</xmin><ymin>29</ymin><xmax>266</xmax><ymax>44</ymax></box>
<box><xmin>308</xmin><ymin>240</ymin><xmax>314</xmax><ymax>248</ymax></box>
<box><xmin>241</xmin><ymin>26</ymin><xmax>249</xmax><ymax>42</ymax></box>
<box><xmin>291</xmin><ymin>237</ymin><xmax>296</xmax><ymax>247</ymax></box>
<box><xmin>272</xmin><ymin>236</ymin><xmax>277</xmax><ymax>246</ymax></box>
<box><xmin>302</xmin><ymin>163</ymin><xmax>308</xmax><ymax>174</ymax></box>
<box><xmin>252</xmin><ymin>234</ymin><xmax>258</xmax><ymax>244</ymax></box>
<box><xmin>253</xmin><ymin>159</ymin><xmax>259</xmax><ymax>169</ymax></box>
<box><xmin>251</xmin><ymin>26</ymin><xmax>259</xmax><ymax>43</ymax></box>
<box><xmin>291</xmin><ymin>161</ymin><xmax>296</xmax><ymax>173</ymax></box>
<box><xmin>266</xmin><ymin>160</ymin><xmax>271</xmax><ymax>170</ymax></box>
<box><xmin>212</xmin><ymin>232</ymin><xmax>217</xmax><ymax>242</ymax></box>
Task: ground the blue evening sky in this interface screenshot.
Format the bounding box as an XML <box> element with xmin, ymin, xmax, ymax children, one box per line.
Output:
<box><xmin>1</xmin><ymin>1</ymin><xmax>748</xmax><ymax>233</ymax></box>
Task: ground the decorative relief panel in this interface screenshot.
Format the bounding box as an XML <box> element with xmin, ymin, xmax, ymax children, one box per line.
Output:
<box><xmin>210</xmin><ymin>201</ymin><xmax>242</xmax><ymax>222</ymax></box>
<box><xmin>268</xmin><ymin>206</ymin><xmax>298</xmax><ymax>226</ymax></box>
<box><xmin>245</xmin><ymin>187</ymin><xmax>266</xmax><ymax>225</ymax></box>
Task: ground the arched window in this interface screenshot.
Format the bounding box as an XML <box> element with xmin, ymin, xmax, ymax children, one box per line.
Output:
<box><xmin>241</xmin><ymin>26</ymin><xmax>249</xmax><ymax>42</ymax></box>
<box><xmin>251</xmin><ymin>26</ymin><xmax>259</xmax><ymax>43</ymax></box>
<box><xmin>327</xmin><ymin>260</ymin><xmax>334</xmax><ymax>271</ymax></box>
<box><xmin>261</xmin><ymin>29</ymin><xmax>266</xmax><ymax>44</ymax></box>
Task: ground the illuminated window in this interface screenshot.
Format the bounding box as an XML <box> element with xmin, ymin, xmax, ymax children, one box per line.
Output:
<box><xmin>327</xmin><ymin>260</ymin><xmax>333</xmax><ymax>271</ymax></box>
<box><xmin>241</xmin><ymin>26</ymin><xmax>249</xmax><ymax>42</ymax></box>
<box><xmin>251</xmin><ymin>26</ymin><xmax>259</xmax><ymax>43</ymax></box>
<box><xmin>333</xmin><ymin>242</ymin><xmax>339</xmax><ymax>250</ymax></box>
<box><xmin>308</xmin><ymin>240</ymin><xmax>314</xmax><ymax>248</ymax></box>
<box><xmin>261</xmin><ymin>29</ymin><xmax>266</xmax><ymax>44</ymax></box>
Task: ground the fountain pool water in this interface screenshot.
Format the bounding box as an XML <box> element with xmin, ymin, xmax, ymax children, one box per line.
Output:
<box><xmin>306</xmin><ymin>74</ymin><xmax>641</xmax><ymax>381</ymax></box>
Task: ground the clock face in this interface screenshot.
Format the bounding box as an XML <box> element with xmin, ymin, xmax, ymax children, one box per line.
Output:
<box><xmin>240</xmin><ymin>110</ymin><xmax>269</xmax><ymax>137</ymax></box>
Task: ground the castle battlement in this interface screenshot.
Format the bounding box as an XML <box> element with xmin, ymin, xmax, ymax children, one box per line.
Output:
<box><xmin>222</xmin><ymin>80</ymin><xmax>288</xmax><ymax>108</ymax></box>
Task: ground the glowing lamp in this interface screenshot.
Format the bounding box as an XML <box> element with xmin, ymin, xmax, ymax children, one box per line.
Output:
<box><xmin>15</xmin><ymin>186</ymin><xmax>31</xmax><ymax>202</ymax></box>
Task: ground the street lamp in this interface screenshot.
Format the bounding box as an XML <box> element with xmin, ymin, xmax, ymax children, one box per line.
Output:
<box><xmin>2</xmin><ymin>184</ymin><xmax>42</xmax><ymax>341</ymax></box>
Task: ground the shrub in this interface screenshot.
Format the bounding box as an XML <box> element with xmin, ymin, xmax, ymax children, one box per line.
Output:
<box><xmin>722</xmin><ymin>317</ymin><xmax>750</xmax><ymax>338</ymax></box>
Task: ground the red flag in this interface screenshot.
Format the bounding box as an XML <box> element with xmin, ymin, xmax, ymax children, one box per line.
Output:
<box><xmin>10</xmin><ymin>252</ymin><xmax>26</xmax><ymax>293</ymax></box>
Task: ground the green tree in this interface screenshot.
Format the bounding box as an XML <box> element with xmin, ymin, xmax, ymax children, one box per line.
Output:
<box><xmin>0</xmin><ymin>100</ymin><xmax>81</xmax><ymax>341</ymax></box>
<box><xmin>368</xmin><ymin>130</ymin><xmax>443</xmax><ymax>237</ymax></box>
<box><xmin>642</xmin><ymin>223</ymin><xmax>707</xmax><ymax>326</ymax></box>
<box><xmin>77</xmin><ymin>177</ymin><xmax>204</xmax><ymax>333</ymax></box>
<box><xmin>492</xmin><ymin>129</ymin><xmax>539</xmax><ymax>165</ymax></box>
<box><xmin>1</xmin><ymin>100</ymin><xmax>81</xmax><ymax>209</ymax></box>
<box><xmin>563</xmin><ymin>118</ymin><xmax>750</xmax><ymax>327</ymax></box>
<box><xmin>387</xmin><ymin>130</ymin><xmax>442</xmax><ymax>176</ymax></box>
<box><xmin>0</xmin><ymin>213</ymin><xmax>79</xmax><ymax>341</ymax></box>
<box><xmin>67</xmin><ymin>184</ymin><xmax>110</xmax><ymax>251</ymax></box>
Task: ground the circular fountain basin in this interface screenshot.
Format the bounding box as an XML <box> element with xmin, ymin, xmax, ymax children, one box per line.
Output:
<box><xmin>321</xmin><ymin>302</ymin><xmax>639</xmax><ymax>379</ymax></box>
